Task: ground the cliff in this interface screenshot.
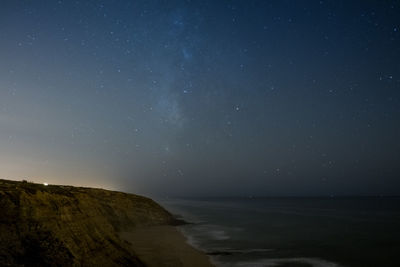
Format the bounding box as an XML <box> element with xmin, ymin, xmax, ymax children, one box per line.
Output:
<box><xmin>0</xmin><ymin>179</ymin><xmax>178</xmax><ymax>267</ymax></box>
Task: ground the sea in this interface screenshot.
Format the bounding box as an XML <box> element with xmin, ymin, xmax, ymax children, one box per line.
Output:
<box><xmin>159</xmin><ymin>197</ymin><xmax>400</xmax><ymax>267</ymax></box>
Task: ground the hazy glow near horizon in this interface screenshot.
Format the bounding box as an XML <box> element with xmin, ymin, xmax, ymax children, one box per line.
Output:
<box><xmin>0</xmin><ymin>0</ymin><xmax>399</xmax><ymax>196</ymax></box>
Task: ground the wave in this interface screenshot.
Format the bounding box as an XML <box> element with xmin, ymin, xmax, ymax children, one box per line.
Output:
<box><xmin>206</xmin><ymin>248</ymin><xmax>274</xmax><ymax>256</ymax></box>
<box><xmin>186</xmin><ymin>224</ymin><xmax>235</xmax><ymax>241</ymax></box>
<box><xmin>208</xmin><ymin>229</ymin><xmax>230</xmax><ymax>240</ymax></box>
<box><xmin>215</xmin><ymin>257</ymin><xmax>343</xmax><ymax>267</ymax></box>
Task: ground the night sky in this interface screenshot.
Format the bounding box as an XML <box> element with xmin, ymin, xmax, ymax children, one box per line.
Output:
<box><xmin>1</xmin><ymin>0</ymin><xmax>399</xmax><ymax>197</ymax></box>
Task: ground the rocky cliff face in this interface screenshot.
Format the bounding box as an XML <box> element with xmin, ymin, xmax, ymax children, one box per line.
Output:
<box><xmin>0</xmin><ymin>179</ymin><xmax>176</xmax><ymax>266</ymax></box>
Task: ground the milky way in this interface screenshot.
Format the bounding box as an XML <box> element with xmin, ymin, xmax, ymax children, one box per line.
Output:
<box><xmin>0</xmin><ymin>0</ymin><xmax>399</xmax><ymax>196</ymax></box>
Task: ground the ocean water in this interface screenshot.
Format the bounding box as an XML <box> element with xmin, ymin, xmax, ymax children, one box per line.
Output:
<box><xmin>160</xmin><ymin>197</ymin><xmax>400</xmax><ymax>267</ymax></box>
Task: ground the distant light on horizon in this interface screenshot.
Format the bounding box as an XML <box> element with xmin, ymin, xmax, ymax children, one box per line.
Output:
<box><xmin>0</xmin><ymin>0</ymin><xmax>399</xmax><ymax>197</ymax></box>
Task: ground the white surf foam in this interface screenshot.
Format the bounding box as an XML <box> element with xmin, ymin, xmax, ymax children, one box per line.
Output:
<box><xmin>216</xmin><ymin>257</ymin><xmax>343</xmax><ymax>267</ymax></box>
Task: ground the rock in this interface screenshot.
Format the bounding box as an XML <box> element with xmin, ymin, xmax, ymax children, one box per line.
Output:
<box><xmin>0</xmin><ymin>179</ymin><xmax>176</xmax><ymax>266</ymax></box>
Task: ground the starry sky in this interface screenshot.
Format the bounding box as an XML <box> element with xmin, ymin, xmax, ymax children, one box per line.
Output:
<box><xmin>1</xmin><ymin>0</ymin><xmax>399</xmax><ymax>197</ymax></box>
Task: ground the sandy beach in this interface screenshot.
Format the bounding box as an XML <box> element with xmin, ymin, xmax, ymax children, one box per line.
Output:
<box><xmin>119</xmin><ymin>226</ymin><xmax>214</xmax><ymax>267</ymax></box>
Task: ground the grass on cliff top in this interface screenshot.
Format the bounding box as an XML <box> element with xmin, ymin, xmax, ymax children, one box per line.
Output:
<box><xmin>0</xmin><ymin>179</ymin><xmax>109</xmax><ymax>196</ymax></box>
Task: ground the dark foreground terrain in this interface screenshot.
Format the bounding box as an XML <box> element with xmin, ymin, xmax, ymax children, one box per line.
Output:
<box><xmin>0</xmin><ymin>179</ymin><xmax>178</xmax><ymax>266</ymax></box>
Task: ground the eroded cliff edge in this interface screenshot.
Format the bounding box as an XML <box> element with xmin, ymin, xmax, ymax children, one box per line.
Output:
<box><xmin>0</xmin><ymin>179</ymin><xmax>178</xmax><ymax>266</ymax></box>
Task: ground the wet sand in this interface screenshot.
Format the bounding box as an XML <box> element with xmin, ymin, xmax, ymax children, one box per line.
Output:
<box><xmin>119</xmin><ymin>226</ymin><xmax>214</xmax><ymax>267</ymax></box>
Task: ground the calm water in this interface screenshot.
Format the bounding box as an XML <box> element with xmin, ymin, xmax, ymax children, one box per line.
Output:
<box><xmin>160</xmin><ymin>197</ymin><xmax>400</xmax><ymax>267</ymax></box>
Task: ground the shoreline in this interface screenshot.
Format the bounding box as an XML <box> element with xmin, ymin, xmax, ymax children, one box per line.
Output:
<box><xmin>119</xmin><ymin>225</ymin><xmax>215</xmax><ymax>267</ymax></box>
